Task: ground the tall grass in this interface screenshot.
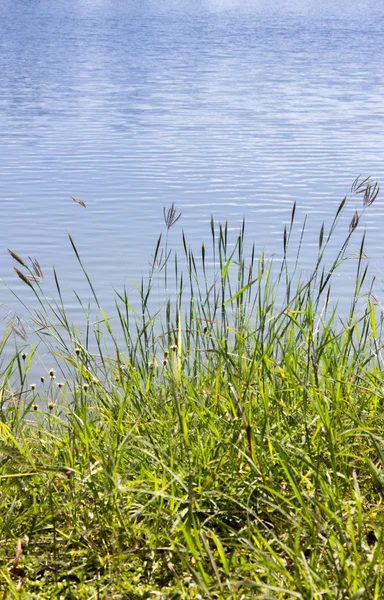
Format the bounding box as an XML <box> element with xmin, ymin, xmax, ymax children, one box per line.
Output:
<box><xmin>1</xmin><ymin>177</ymin><xmax>384</xmax><ymax>598</ymax></box>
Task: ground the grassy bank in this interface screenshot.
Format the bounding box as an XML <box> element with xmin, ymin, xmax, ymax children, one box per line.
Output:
<box><xmin>1</xmin><ymin>178</ymin><xmax>384</xmax><ymax>599</ymax></box>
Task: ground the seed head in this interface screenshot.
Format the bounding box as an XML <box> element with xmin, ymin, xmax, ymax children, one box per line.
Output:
<box><xmin>8</xmin><ymin>248</ymin><xmax>27</xmax><ymax>267</ymax></box>
<box><xmin>71</xmin><ymin>196</ymin><xmax>87</xmax><ymax>208</ymax></box>
<box><xmin>30</xmin><ymin>383</ymin><xmax>36</xmax><ymax>390</ymax></box>
<box><xmin>163</xmin><ymin>202</ymin><xmax>182</xmax><ymax>230</ymax></box>
<box><xmin>349</xmin><ymin>210</ymin><xmax>359</xmax><ymax>233</ymax></box>
<box><xmin>33</xmin><ymin>404</ymin><xmax>38</xmax><ymax>411</ymax></box>
<box><xmin>14</xmin><ymin>267</ymin><xmax>33</xmax><ymax>288</ymax></box>
<box><xmin>48</xmin><ymin>401</ymin><xmax>55</xmax><ymax>410</ymax></box>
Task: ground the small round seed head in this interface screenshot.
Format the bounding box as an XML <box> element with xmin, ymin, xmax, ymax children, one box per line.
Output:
<box><xmin>148</xmin><ymin>359</ymin><xmax>158</xmax><ymax>370</ymax></box>
<box><xmin>30</xmin><ymin>383</ymin><xmax>36</xmax><ymax>390</ymax></box>
<box><xmin>170</xmin><ymin>344</ymin><xmax>178</xmax><ymax>352</ymax></box>
<box><xmin>75</xmin><ymin>347</ymin><xmax>81</xmax><ymax>355</ymax></box>
<box><xmin>164</xmin><ymin>350</ymin><xmax>169</xmax><ymax>358</ymax></box>
<box><xmin>115</xmin><ymin>377</ymin><xmax>120</xmax><ymax>383</ymax></box>
<box><xmin>57</xmin><ymin>382</ymin><xmax>64</xmax><ymax>388</ymax></box>
<box><xmin>40</xmin><ymin>376</ymin><xmax>45</xmax><ymax>383</ymax></box>
<box><xmin>48</xmin><ymin>401</ymin><xmax>55</xmax><ymax>410</ymax></box>
<box><xmin>21</xmin><ymin>352</ymin><xmax>27</xmax><ymax>360</ymax></box>
<box><xmin>49</xmin><ymin>369</ymin><xmax>55</xmax><ymax>377</ymax></box>
<box><xmin>119</xmin><ymin>364</ymin><xmax>126</xmax><ymax>371</ymax></box>
<box><xmin>92</xmin><ymin>378</ymin><xmax>99</xmax><ymax>385</ymax></box>
<box><xmin>163</xmin><ymin>359</ymin><xmax>168</xmax><ymax>366</ymax></box>
<box><xmin>83</xmin><ymin>383</ymin><xmax>89</xmax><ymax>391</ymax></box>
<box><xmin>33</xmin><ymin>404</ymin><xmax>38</xmax><ymax>411</ymax></box>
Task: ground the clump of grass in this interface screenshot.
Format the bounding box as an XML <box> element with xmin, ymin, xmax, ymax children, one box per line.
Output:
<box><xmin>1</xmin><ymin>178</ymin><xmax>384</xmax><ymax>598</ymax></box>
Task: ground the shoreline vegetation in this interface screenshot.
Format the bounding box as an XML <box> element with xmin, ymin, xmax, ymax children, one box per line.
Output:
<box><xmin>2</xmin><ymin>177</ymin><xmax>384</xmax><ymax>598</ymax></box>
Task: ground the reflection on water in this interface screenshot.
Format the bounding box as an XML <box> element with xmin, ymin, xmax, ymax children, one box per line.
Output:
<box><xmin>1</xmin><ymin>0</ymin><xmax>384</xmax><ymax>338</ymax></box>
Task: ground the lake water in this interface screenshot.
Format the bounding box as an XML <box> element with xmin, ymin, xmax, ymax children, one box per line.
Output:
<box><xmin>1</xmin><ymin>0</ymin><xmax>384</xmax><ymax>347</ymax></box>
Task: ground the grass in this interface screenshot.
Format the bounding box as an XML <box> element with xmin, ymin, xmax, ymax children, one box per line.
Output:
<box><xmin>1</xmin><ymin>177</ymin><xmax>384</xmax><ymax>598</ymax></box>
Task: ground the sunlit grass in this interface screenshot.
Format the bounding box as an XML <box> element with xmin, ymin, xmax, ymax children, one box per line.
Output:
<box><xmin>1</xmin><ymin>177</ymin><xmax>384</xmax><ymax>598</ymax></box>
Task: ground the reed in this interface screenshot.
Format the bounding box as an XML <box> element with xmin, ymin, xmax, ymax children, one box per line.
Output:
<box><xmin>1</xmin><ymin>177</ymin><xmax>384</xmax><ymax>598</ymax></box>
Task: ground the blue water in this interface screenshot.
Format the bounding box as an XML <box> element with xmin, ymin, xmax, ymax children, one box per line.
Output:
<box><xmin>1</xmin><ymin>0</ymin><xmax>384</xmax><ymax>342</ymax></box>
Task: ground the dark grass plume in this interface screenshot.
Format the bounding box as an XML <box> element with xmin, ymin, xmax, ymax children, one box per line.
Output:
<box><xmin>71</xmin><ymin>196</ymin><xmax>87</xmax><ymax>208</ymax></box>
<box><xmin>8</xmin><ymin>249</ymin><xmax>27</xmax><ymax>267</ymax></box>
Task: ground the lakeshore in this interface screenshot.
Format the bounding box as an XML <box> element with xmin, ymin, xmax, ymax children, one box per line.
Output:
<box><xmin>1</xmin><ymin>185</ymin><xmax>384</xmax><ymax>598</ymax></box>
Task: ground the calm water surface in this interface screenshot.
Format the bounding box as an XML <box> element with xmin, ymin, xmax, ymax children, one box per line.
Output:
<box><xmin>1</xmin><ymin>0</ymin><xmax>384</xmax><ymax>345</ymax></box>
